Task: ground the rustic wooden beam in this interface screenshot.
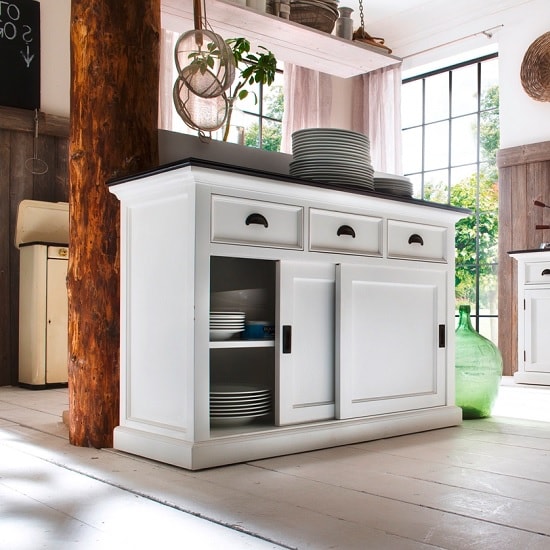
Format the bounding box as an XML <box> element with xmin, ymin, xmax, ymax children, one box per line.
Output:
<box><xmin>68</xmin><ymin>0</ymin><xmax>160</xmax><ymax>448</ymax></box>
<box><xmin>0</xmin><ymin>105</ymin><xmax>69</xmax><ymax>137</ymax></box>
<box><xmin>497</xmin><ymin>141</ymin><xmax>550</xmax><ymax>168</ymax></box>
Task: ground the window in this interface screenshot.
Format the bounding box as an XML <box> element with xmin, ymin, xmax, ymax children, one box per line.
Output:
<box><xmin>221</xmin><ymin>66</ymin><xmax>284</xmax><ymax>151</ymax></box>
<box><xmin>401</xmin><ymin>54</ymin><xmax>499</xmax><ymax>344</ymax></box>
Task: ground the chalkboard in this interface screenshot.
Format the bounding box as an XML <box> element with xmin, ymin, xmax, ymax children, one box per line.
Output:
<box><xmin>0</xmin><ymin>0</ymin><xmax>40</xmax><ymax>110</ymax></box>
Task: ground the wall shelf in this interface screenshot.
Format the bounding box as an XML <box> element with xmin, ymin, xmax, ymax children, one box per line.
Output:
<box><xmin>161</xmin><ymin>0</ymin><xmax>401</xmax><ymax>78</ymax></box>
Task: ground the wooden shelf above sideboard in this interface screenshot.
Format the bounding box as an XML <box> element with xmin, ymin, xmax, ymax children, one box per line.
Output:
<box><xmin>161</xmin><ymin>0</ymin><xmax>401</xmax><ymax>78</ymax></box>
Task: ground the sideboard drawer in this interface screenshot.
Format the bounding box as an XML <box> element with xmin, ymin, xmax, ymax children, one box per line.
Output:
<box><xmin>211</xmin><ymin>194</ymin><xmax>303</xmax><ymax>249</ymax></box>
<box><xmin>387</xmin><ymin>220</ymin><xmax>447</xmax><ymax>262</ymax></box>
<box><xmin>309</xmin><ymin>208</ymin><xmax>382</xmax><ymax>256</ymax></box>
<box><xmin>525</xmin><ymin>261</ymin><xmax>550</xmax><ymax>284</ymax></box>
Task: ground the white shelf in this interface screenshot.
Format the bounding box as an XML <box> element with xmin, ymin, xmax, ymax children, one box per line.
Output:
<box><xmin>209</xmin><ymin>339</ymin><xmax>275</xmax><ymax>349</ymax></box>
<box><xmin>161</xmin><ymin>0</ymin><xmax>401</xmax><ymax>78</ymax></box>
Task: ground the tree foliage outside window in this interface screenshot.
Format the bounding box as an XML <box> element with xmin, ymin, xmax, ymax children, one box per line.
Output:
<box><xmin>234</xmin><ymin>71</ymin><xmax>283</xmax><ymax>151</ymax></box>
<box><xmin>244</xmin><ymin>83</ymin><xmax>283</xmax><ymax>151</ymax></box>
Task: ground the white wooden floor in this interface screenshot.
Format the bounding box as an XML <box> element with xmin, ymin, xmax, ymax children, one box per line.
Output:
<box><xmin>1</xmin><ymin>378</ymin><xmax>550</xmax><ymax>549</ymax></box>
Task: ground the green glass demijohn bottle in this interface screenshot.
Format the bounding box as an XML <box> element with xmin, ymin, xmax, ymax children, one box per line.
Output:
<box><xmin>455</xmin><ymin>304</ymin><xmax>503</xmax><ymax>419</ymax></box>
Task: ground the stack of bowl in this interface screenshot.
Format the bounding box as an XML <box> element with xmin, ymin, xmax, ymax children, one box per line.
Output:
<box><xmin>290</xmin><ymin>128</ymin><xmax>374</xmax><ymax>189</ymax></box>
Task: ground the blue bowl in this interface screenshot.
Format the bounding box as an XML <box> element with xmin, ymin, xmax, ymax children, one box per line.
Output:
<box><xmin>244</xmin><ymin>321</ymin><xmax>275</xmax><ymax>340</ymax></box>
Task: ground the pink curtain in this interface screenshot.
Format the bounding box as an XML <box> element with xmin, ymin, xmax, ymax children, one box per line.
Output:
<box><xmin>351</xmin><ymin>64</ymin><xmax>403</xmax><ymax>174</ymax></box>
<box><xmin>282</xmin><ymin>62</ymin><xmax>403</xmax><ymax>174</ymax></box>
<box><xmin>281</xmin><ymin>64</ymin><xmax>333</xmax><ymax>153</ymax></box>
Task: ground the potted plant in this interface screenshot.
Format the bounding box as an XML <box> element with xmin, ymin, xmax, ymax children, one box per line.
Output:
<box><xmin>222</xmin><ymin>38</ymin><xmax>277</xmax><ymax>141</ymax></box>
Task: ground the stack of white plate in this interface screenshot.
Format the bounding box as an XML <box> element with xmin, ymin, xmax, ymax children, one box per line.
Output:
<box><xmin>290</xmin><ymin>128</ymin><xmax>374</xmax><ymax>189</ymax></box>
<box><xmin>210</xmin><ymin>383</ymin><xmax>272</xmax><ymax>426</ymax></box>
<box><xmin>373</xmin><ymin>171</ymin><xmax>413</xmax><ymax>197</ymax></box>
<box><xmin>209</xmin><ymin>311</ymin><xmax>245</xmax><ymax>341</ymax></box>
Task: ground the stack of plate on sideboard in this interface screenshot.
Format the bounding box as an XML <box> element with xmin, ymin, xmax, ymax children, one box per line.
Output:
<box><xmin>209</xmin><ymin>311</ymin><xmax>245</xmax><ymax>341</ymax></box>
<box><xmin>373</xmin><ymin>171</ymin><xmax>413</xmax><ymax>197</ymax></box>
<box><xmin>210</xmin><ymin>383</ymin><xmax>272</xmax><ymax>426</ymax></box>
<box><xmin>290</xmin><ymin>128</ymin><xmax>374</xmax><ymax>190</ymax></box>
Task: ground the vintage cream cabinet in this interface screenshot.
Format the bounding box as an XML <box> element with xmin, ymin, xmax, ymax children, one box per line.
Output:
<box><xmin>510</xmin><ymin>250</ymin><xmax>550</xmax><ymax>385</ymax></box>
<box><xmin>109</xmin><ymin>159</ymin><xmax>467</xmax><ymax>470</ymax></box>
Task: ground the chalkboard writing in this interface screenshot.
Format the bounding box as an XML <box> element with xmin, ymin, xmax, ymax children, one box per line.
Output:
<box><xmin>0</xmin><ymin>0</ymin><xmax>40</xmax><ymax>110</ymax></box>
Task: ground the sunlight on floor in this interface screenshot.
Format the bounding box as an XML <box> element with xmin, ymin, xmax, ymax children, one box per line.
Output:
<box><xmin>492</xmin><ymin>377</ymin><xmax>550</xmax><ymax>422</ymax></box>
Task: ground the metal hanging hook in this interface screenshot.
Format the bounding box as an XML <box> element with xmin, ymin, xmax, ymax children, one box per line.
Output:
<box><xmin>25</xmin><ymin>109</ymin><xmax>49</xmax><ymax>175</ymax></box>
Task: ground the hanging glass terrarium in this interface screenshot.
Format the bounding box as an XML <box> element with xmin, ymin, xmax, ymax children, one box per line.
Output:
<box><xmin>455</xmin><ymin>304</ymin><xmax>503</xmax><ymax>419</ymax></box>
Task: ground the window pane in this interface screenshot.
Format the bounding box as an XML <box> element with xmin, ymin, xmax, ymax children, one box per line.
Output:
<box><xmin>261</xmin><ymin>119</ymin><xmax>282</xmax><ymax>151</ymax></box>
<box><xmin>478</xmin><ymin>209</ymin><xmax>498</xmax><ymax>263</ymax></box>
<box><xmin>481</xmin><ymin>57</ymin><xmax>499</xmax><ymax>92</ymax></box>
<box><xmin>402</xmin><ymin>127</ymin><xmax>423</xmax><ymax>173</ymax></box>
<box><xmin>408</xmin><ymin>173</ymin><xmax>422</xmax><ymax>199</ymax></box>
<box><xmin>402</xmin><ymin>79</ymin><xmax>423</xmax><ymax>128</ymax></box>
<box><xmin>478</xmin><ymin>316</ymin><xmax>498</xmax><ymax>346</ymax></box>
<box><xmin>451</xmin><ymin>164</ymin><xmax>477</xmax><ymax>187</ymax></box>
<box><xmin>424</xmin><ymin>121</ymin><xmax>449</xmax><ymax>171</ymax></box>
<box><xmin>424</xmin><ymin>169</ymin><xmax>448</xmax><ymax>203</ymax></box>
<box><xmin>451</xmin><ymin>64</ymin><xmax>478</xmax><ymax>116</ymax></box>
<box><xmin>478</xmin><ymin>263</ymin><xmax>498</xmax><ymax>314</ymax></box>
<box><xmin>455</xmin><ymin>262</ymin><xmax>477</xmax><ymax>306</ymax></box>
<box><xmin>241</xmin><ymin>111</ymin><xmax>260</xmax><ymax>147</ymax></box>
<box><xmin>263</xmin><ymin>74</ymin><xmax>284</xmax><ymax>119</ymax></box>
<box><xmin>451</xmin><ymin>114</ymin><xmax>478</xmax><ymax>166</ymax></box>
<box><xmin>239</xmin><ymin>81</ymin><xmax>261</xmax><ymax>115</ymax></box>
<box><xmin>424</xmin><ymin>72</ymin><xmax>448</xmax><ymax>123</ymax></box>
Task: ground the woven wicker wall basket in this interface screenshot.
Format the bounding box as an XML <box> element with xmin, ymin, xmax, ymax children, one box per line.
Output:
<box><xmin>520</xmin><ymin>31</ymin><xmax>550</xmax><ymax>102</ymax></box>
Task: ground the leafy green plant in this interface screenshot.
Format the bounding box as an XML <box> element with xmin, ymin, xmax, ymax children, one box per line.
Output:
<box><xmin>223</xmin><ymin>38</ymin><xmax>277</xmax><ymax>141</ymax></box>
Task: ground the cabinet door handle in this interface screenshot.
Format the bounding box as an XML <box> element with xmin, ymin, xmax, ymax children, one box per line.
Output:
<box><xmin>245</xmin><ymin>213</ymin><xmax>268</xmax><ymax>228</ymax></box>
<box><xmin>542</xmin><ymin>268</ymin><xmax>550</xmax><ymax>276</ymax></box>
<box><xmin>408</xmin><ymin>233</ymin><xmax>424</xmax><ymax>246</ymax></box>
<box><xmin>438</xmin><ymin>324</ymin><xmax>446</xmax><ymax>348</ymax></box>
<box><xmin>337</xmin><ymin>224</ymin><xmax>356</xmax><ymax>238</ymax></box>
<box><xmin>282</xmin><ymin>325</ymin><xmax>292</xmax><ymax>354</ymax></box>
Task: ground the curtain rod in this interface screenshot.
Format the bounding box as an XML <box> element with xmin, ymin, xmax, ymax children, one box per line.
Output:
<box><xmin>403</xmin><ymin>24</ymin><xmax>504</xmax><ymax>59</ymax></box>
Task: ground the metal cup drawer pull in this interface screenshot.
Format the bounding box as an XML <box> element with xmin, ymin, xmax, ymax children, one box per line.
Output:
<box><xmin>245</xmin><ymin>212</ymin><xmax>269</xmax><ymax>228</ymax></box>
<box><xmin>408</xmin><ymin>233</ymin><xmax>424</xmax><ymax>246</ymax></box>
<box><xmin>337</xmin><ymin>224</ymin><xmax>356</xmax><ymax>238</ymax></box>
<box><xmin>542</xmin><ymin>268</ymin><xmax>550</xmax><ymax>276</ymax></box>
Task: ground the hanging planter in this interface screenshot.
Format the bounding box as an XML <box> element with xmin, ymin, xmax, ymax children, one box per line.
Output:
<box><xmin>174</xmin><ymin>0</ymin><xmax>236</xmax><ymax>99</ymax></box>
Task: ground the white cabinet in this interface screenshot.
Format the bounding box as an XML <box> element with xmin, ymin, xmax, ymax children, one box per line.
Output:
<box><xmin>18</xmin><ymin>244</ymin><xmax>69</xmax><ymax>387</ymax></box>
<box><xmin>109</xmin><ymin>160</ymin><xmax>466</xmax><ymax>470</ymax></box>
<box><xmin>510</xmin><ymin>250</ymin><xmax>550</xmax><ymax>385</ymax></box>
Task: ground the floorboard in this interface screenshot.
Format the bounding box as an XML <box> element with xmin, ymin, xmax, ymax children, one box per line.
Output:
<box><xmin>1</xmin><ymin>379</ymin><xmax>550</xmax><ymax>549</ymax></box>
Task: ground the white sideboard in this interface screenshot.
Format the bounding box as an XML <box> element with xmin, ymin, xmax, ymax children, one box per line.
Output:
<box><xmin>109</xmin><ymin>159</ymin><xmax>467</xmax><ymax>470</ymax></box>
<box><xmin>509</xmin><ymin>249</ymin><xmax>550</xmax><ymax>385</ymax></box>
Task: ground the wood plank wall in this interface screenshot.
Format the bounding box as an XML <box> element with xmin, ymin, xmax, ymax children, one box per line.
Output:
<box><xmin>0</xmin><ymin>106</ymin><xmax>69</xmax><ymax>386</ymax></box>
<box><xmin>497</xmin><ymin>140</ymin><xmax>550</xmax><ymax>376</ymax></box>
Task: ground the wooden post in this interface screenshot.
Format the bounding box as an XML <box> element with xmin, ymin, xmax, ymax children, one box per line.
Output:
<box><xmin>68</xmin><ymin>1</ymin><xmax>160</xmax><ymax>447</ymax></box>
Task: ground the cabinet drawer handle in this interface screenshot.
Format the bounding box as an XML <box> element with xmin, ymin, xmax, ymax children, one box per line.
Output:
<box><xmin>245</xmin><ymin>213</ymin><xmax>268</xmax><ymax>228</ymax></box>
<box><xmin>542</xmin><ymin>268</ymin><xmax>550</xmax><ymax>276</ymax></box>
<box><xmin>408</xmin><ymin>233</ymin><xmax>424</xmax><ymax>246</ymax></box>
<box><xmin>337</xmin><ymin>224</ymin><xmax>356</xmax><ymax>238</ymax></box>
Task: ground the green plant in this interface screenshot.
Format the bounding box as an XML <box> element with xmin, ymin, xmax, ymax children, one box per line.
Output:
<box><xmin>223</xmin><ymin>38</ymin><xmax>277</xmax><ymax>141</ymax></box>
